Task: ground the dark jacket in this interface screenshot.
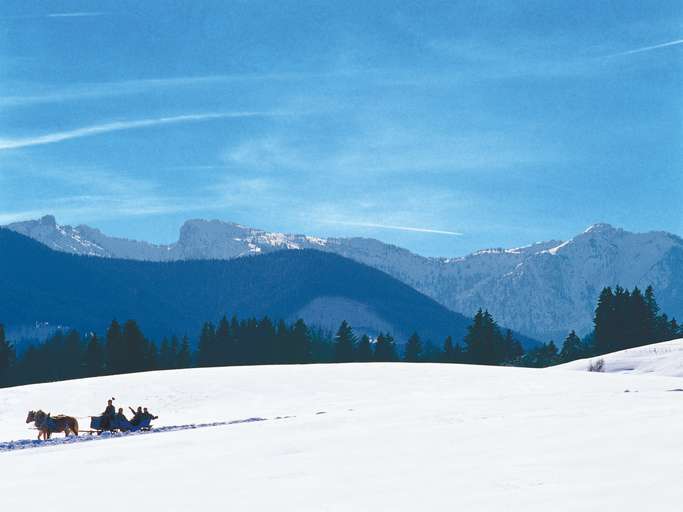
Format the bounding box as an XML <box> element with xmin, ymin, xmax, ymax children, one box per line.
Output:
<box><xmin>130</xmin><ymin>408</ymin><xmax>143</xmax><ymax>425</ymax></box>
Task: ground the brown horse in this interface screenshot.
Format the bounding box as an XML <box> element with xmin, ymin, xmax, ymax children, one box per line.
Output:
<box><xmin>26</xmin><ymin>410</ymin><xmax>79</xmax><ymax>440</ymax></box>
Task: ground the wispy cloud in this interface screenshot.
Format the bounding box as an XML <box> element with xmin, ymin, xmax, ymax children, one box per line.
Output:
<box><xmin>0</xmin><ymin>111</ymin><xmax>284</xmax><ymax>150</ymax></box>
<box><xmin>326</xmin><ymin>220</ymin><xmax>463</xmax><ymax>236</ymax></box>
<box><xmin>0</xmin><ymin>71</ymin><xmax>361</xmax><ymax>107</ymax></box>
<box><xmin>47</xmin><ymin>12</ymin><xmax>106</xmax><ymax>18</ymax></box>
<box><xmin>0</xmin><ymin>12</ymin><xmax>107</xmax><ymax>21</ymax></box>
<box><xmin>223</xmin><ymin>126</ymin><xmax>554</xmax><ymax>176</ymax></box>
<box><xmin>603</xmin><ymin>39</ymin><xmax>683</xmax><ymax>58</ymax></box>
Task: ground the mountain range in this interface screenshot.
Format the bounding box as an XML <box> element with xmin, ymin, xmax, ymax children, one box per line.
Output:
<box><xmin>7</xmin><ymin>215</ymin><xmax>683</xmax><ymax>341</ymax></box>
<box><xmin>2</xmin><ymin>228</ymin><xmax>519</xmax><ymax>348</ymax></box>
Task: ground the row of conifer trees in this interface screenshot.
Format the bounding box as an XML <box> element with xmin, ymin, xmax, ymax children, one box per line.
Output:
<box><xmin>0</xmin><ymin>285</ymin><xmax>680</xmax><ymax>387</ymax></box>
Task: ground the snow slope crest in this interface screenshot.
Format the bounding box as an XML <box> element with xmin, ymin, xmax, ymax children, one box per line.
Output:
<box><xmin>554</xmin><ymin>338</ymin><xmax>683</xmax><ymax>378</ymax></box>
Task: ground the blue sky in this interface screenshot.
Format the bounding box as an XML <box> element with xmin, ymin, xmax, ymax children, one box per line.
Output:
<box><xmin>1</xmin><ymin>1</ymin><xmax>681</xmax><ymax>256</ymax></box>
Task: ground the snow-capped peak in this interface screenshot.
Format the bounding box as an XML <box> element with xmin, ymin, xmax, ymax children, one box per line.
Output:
<box><xmin>4</xmin><ymin>215</ymin><xmax>682</xmax><ymax>342</ymax></box>
<box><xmin>584</xmin><ymin>223</ymin><xmax>617</xmax><ymax>234</ymax></box>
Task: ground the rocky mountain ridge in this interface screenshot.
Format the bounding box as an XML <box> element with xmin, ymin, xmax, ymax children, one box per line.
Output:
<box><xmin>7</xmin><ymin>215</ymin><xmax>682</xmax><ymax>341</ymax></box>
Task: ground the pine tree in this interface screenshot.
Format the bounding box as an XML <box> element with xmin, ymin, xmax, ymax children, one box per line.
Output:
<box><xmin>84</xmin><ymin>333</ymin><xmax>104</xmax><ymax>376</ymax></box>
<box><xmin>177</xmin><ymin>335</ymin><xmax>192</xmax><ymax>368</ymax></box>
<box><xmin>61</xmin><ymin>330</ymin><xmax>83</xmax><ymax>379</ymax></box>
<box><xmin>169</xmin><ymin>336</ymin><xmax>180</xmax><ymax>369</ymax></box>
<box><xmin>0</xmin><ymin>324</ymin><xmax>15</xmax><ymax>386</ymax></box>
<box><xmin>464</xmin><ymin>310</ymin><xmax>486</xmax><ymax>364</ymax></box>
<box><xmin>559</xmin><ymin>330</ymin><xmax>583</xmax><ymax>362</ymax></box>
<box><xmin>374</xmin><ymin>332</ymin><xmax>397</xmax><ymax>362</ymax></box>
<box><xmin>290</xmin><ymin>319</ymin><xmax>312</xmax><ymax>363</ymax></box>
<box><xmin>19</xmin><ymin>345</ymin><xmax>40</xmax><ymax>385</ymax></box>
<box><xmin>465</xmin><ymin>310</ymin><xmax>505</xmax><ymax>365</ymax></box>
<box><xmin>452</xmin><ymin>342</ymin><xmax>464</xmax><ymax>363</ymax></box>
<box><xmin>442</xmin><ymin>335</ymin><xmax>454</xmax><ymax>363</ymax></box>
<box><xmin>545</xmin><ymin>341</ymin><xmax>559</xmax><ymax>365</ymax></box>
<box><xmin>105</xmin><ymin>319</ymin><xmax>125</xmax><ymax>374</ymax></box>
<box><xmin>197</xmin><ymin>322</ymin><xmax>217</xmax><ymax>367</ymax></box>
<box><xmin>502</xmin><ymin>329</ymin><xmax>524</xmax><ymax>363</ymax></box>
<box><xmin>242</xmin><ymin>318</ymin><xmax>259</xmax><ymax>364</ymax></box>
<box><xmin>612</xmin><ymin>286</ymin><xmax>631</xmax><ymax>349</ymax></box>
<box><xmin>215</xmin><ymin>315</ymin><xmax>233</xmax><ymax>366</ymax></box>
<box><xmin>159</xmin><ymin>337</ymin><xmax>171</xmax><ymax>370</ymax></box>
<box><xmin>644</xmin><ymin>285</ymin><xmax>660</xmax><ymax>341</ymax></box>
<box><xmin>404</xmin><ymin>332</ymin><xmax>422</xmax><ymax>362</ymax></box>
<box><xmin>594</xmin><ymin>287</ymin><xmax>617</xmax><ymax>354</ymax></box>
<box><xmin>626</xmin><ymin>287</ymin><xmax>649</xmax><ymax>348</ymax></box>
<box><xmin>122</xmin><ymin>320</ymin><xmax>147</xmax><ymax>372</ymax></box>
<box><xmin>275</xmin><ymin>319</ymin><xmax>290</xmax><ymax>364</ymax></box>
<box><xmin>145</xmin><ymin>340</ymin><xmax>158</xmax><ymax>370</ymax></box>
<box><xmin>257</xmin><ymin>316</ymin><xmax>277</xmax><ymax>364</ymax></box>
<box><xmin>356</xmin><ymin>334</ymin><xmax>373</xmax><ymax>362</ymax></box>
<box><xmin>231</xmin><ymin>315</ymin><xmax>243</xmax><ymax>364</ymax></box>
<box><xmin>334</xmin><ymin>320</ymin><xmax>356</xmax><ymax>363</ymax></box>
<box><xmin>521</xmin><ymin>341</ymin><xmax>560</xmax><ymax>368</ymax></box>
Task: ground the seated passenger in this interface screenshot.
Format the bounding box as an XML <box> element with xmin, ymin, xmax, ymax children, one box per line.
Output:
<box><xmin>129</xmin><ymin>406</ymin><xmax>143</xmax><ymax>426</ymax></box>
<box><xmin>101</xmin><ymin>399</ymin><xmax>115</xmax><ymax>430</ymax></box>
<box><xmin>142</xmin><ymin>407</ymin><xmax>158</xmax><ymax>421</ymax></box>
<box><xmin>102</xmin><ymin>399</ymin><xmax>115</xmax><ymax>417</ymax></box>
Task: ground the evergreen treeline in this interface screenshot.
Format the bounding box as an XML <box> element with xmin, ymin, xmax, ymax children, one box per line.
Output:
<box><xmin>593</xmin><ymin>285</ymin><xmax>679</xmax><ymax>353</ymax></box>
<box><xmin>0</xmin><ymin>311</ymin><xmax>520</xmax><ymax>387</ymax></box>
<box><xmin>1</xmin><ymin>285</ymin><xmax>681</xmax><ymax>387</ymax></box>
<box><xmin>519</xmin><ymin>285</ymin><xmax>681</xmax><ymax>367</ymax></box>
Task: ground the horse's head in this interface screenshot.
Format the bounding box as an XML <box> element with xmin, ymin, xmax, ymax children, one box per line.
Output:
<box><xmin>26</xmin><ymin>410</ymin><xmax>35</xmax><ymax>423</ymax></box>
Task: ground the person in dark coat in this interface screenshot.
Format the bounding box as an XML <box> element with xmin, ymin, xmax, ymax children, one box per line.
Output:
<box><xmin>129</xmin><ymin>406</ymin><xmax>143</xmax><ymax>426</ymax></box>
<box><xmin>101</xmin><ymin>399</ymin><xmax>115</xmax><ymax>430</ymax></box>
<box><xmin>102</xmin><ymin>399</ymin><xmax>115</xmax><ymax>417</ymax></box>
<box><xmin>142</xmin><ymin>407</ymin><xmax>158</xmax><ymax>421</ymax></box>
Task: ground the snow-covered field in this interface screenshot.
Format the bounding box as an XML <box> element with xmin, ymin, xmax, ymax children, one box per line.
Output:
<box><xmin>2</xmin><ymin>360</ymin><xmax>683</xmax><ymax>510</ymax></box>
<box><xmin>555</xmin><ymin>338</ymin><xmax>683</xmax><ymax>377</ymax></box>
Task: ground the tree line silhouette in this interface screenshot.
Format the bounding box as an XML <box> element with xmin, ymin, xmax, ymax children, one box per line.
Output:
<box><xmin>0</xmin><ymin>285</ymin><xmax>680</xmax><ymax>387</ymax></box>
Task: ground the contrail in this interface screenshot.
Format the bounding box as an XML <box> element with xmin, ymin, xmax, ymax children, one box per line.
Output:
<box><xmin>330</xmin><ymin>220</ymin><xmax>463</xmax><ymax>236</ymax></box>
<box><xmin>605</xmin><ymin>39</ymin><xmax>683</xmax><ymax>58</ymax></box>
<box><xmin>47</xmin><ymin>12</ymin><xmax>106</xmax><ymax>18</ymax></box>
<box><xmin>0</xmin><ymin>112</ymin><xmax>280</xmax><ymax>150</ymax></box>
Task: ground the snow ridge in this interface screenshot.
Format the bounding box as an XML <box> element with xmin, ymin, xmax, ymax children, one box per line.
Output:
<box><xmin>554</xmin><ymin>338</ymin><xmax>683</xmax><ymax>377</ymax></box>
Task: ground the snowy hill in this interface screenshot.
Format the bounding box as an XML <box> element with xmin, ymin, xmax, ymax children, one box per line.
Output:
<box><xmin>554</xmin><ymin>338</ymin><xmax>683</xmax><ymax>377</ymax></box>
<box><xmin>7</xmin><ymin>216</ymin><xmax>683</xmax><ymax>341</ymax></box>
<box><xmin>2</xmin><ymin>363</ymin><xmax>683</xmax><ymax>510</ymax></box>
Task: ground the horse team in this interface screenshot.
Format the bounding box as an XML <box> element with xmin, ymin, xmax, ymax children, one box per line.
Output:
<box><xmin>25</xmin><ymin>398</ymin><xmax>157</xmax><ymax>440</ymax></box>
<box><xmin>25</xmin><ymin>410</ymin><xmax>79</xmax><ymax>440</ymax></box>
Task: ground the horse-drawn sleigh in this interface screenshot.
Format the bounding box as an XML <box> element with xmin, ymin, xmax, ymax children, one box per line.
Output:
<box><xmin>26</xmin><ymin>405</ymin><xmax>157</xmax><ymax>439</ymax></box>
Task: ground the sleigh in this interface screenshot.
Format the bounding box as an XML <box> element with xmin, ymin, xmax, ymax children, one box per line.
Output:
<box><xmin>89</xmin><ymin>414</ymin><xmax>154</xmax><ymax>434</ymax></box>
